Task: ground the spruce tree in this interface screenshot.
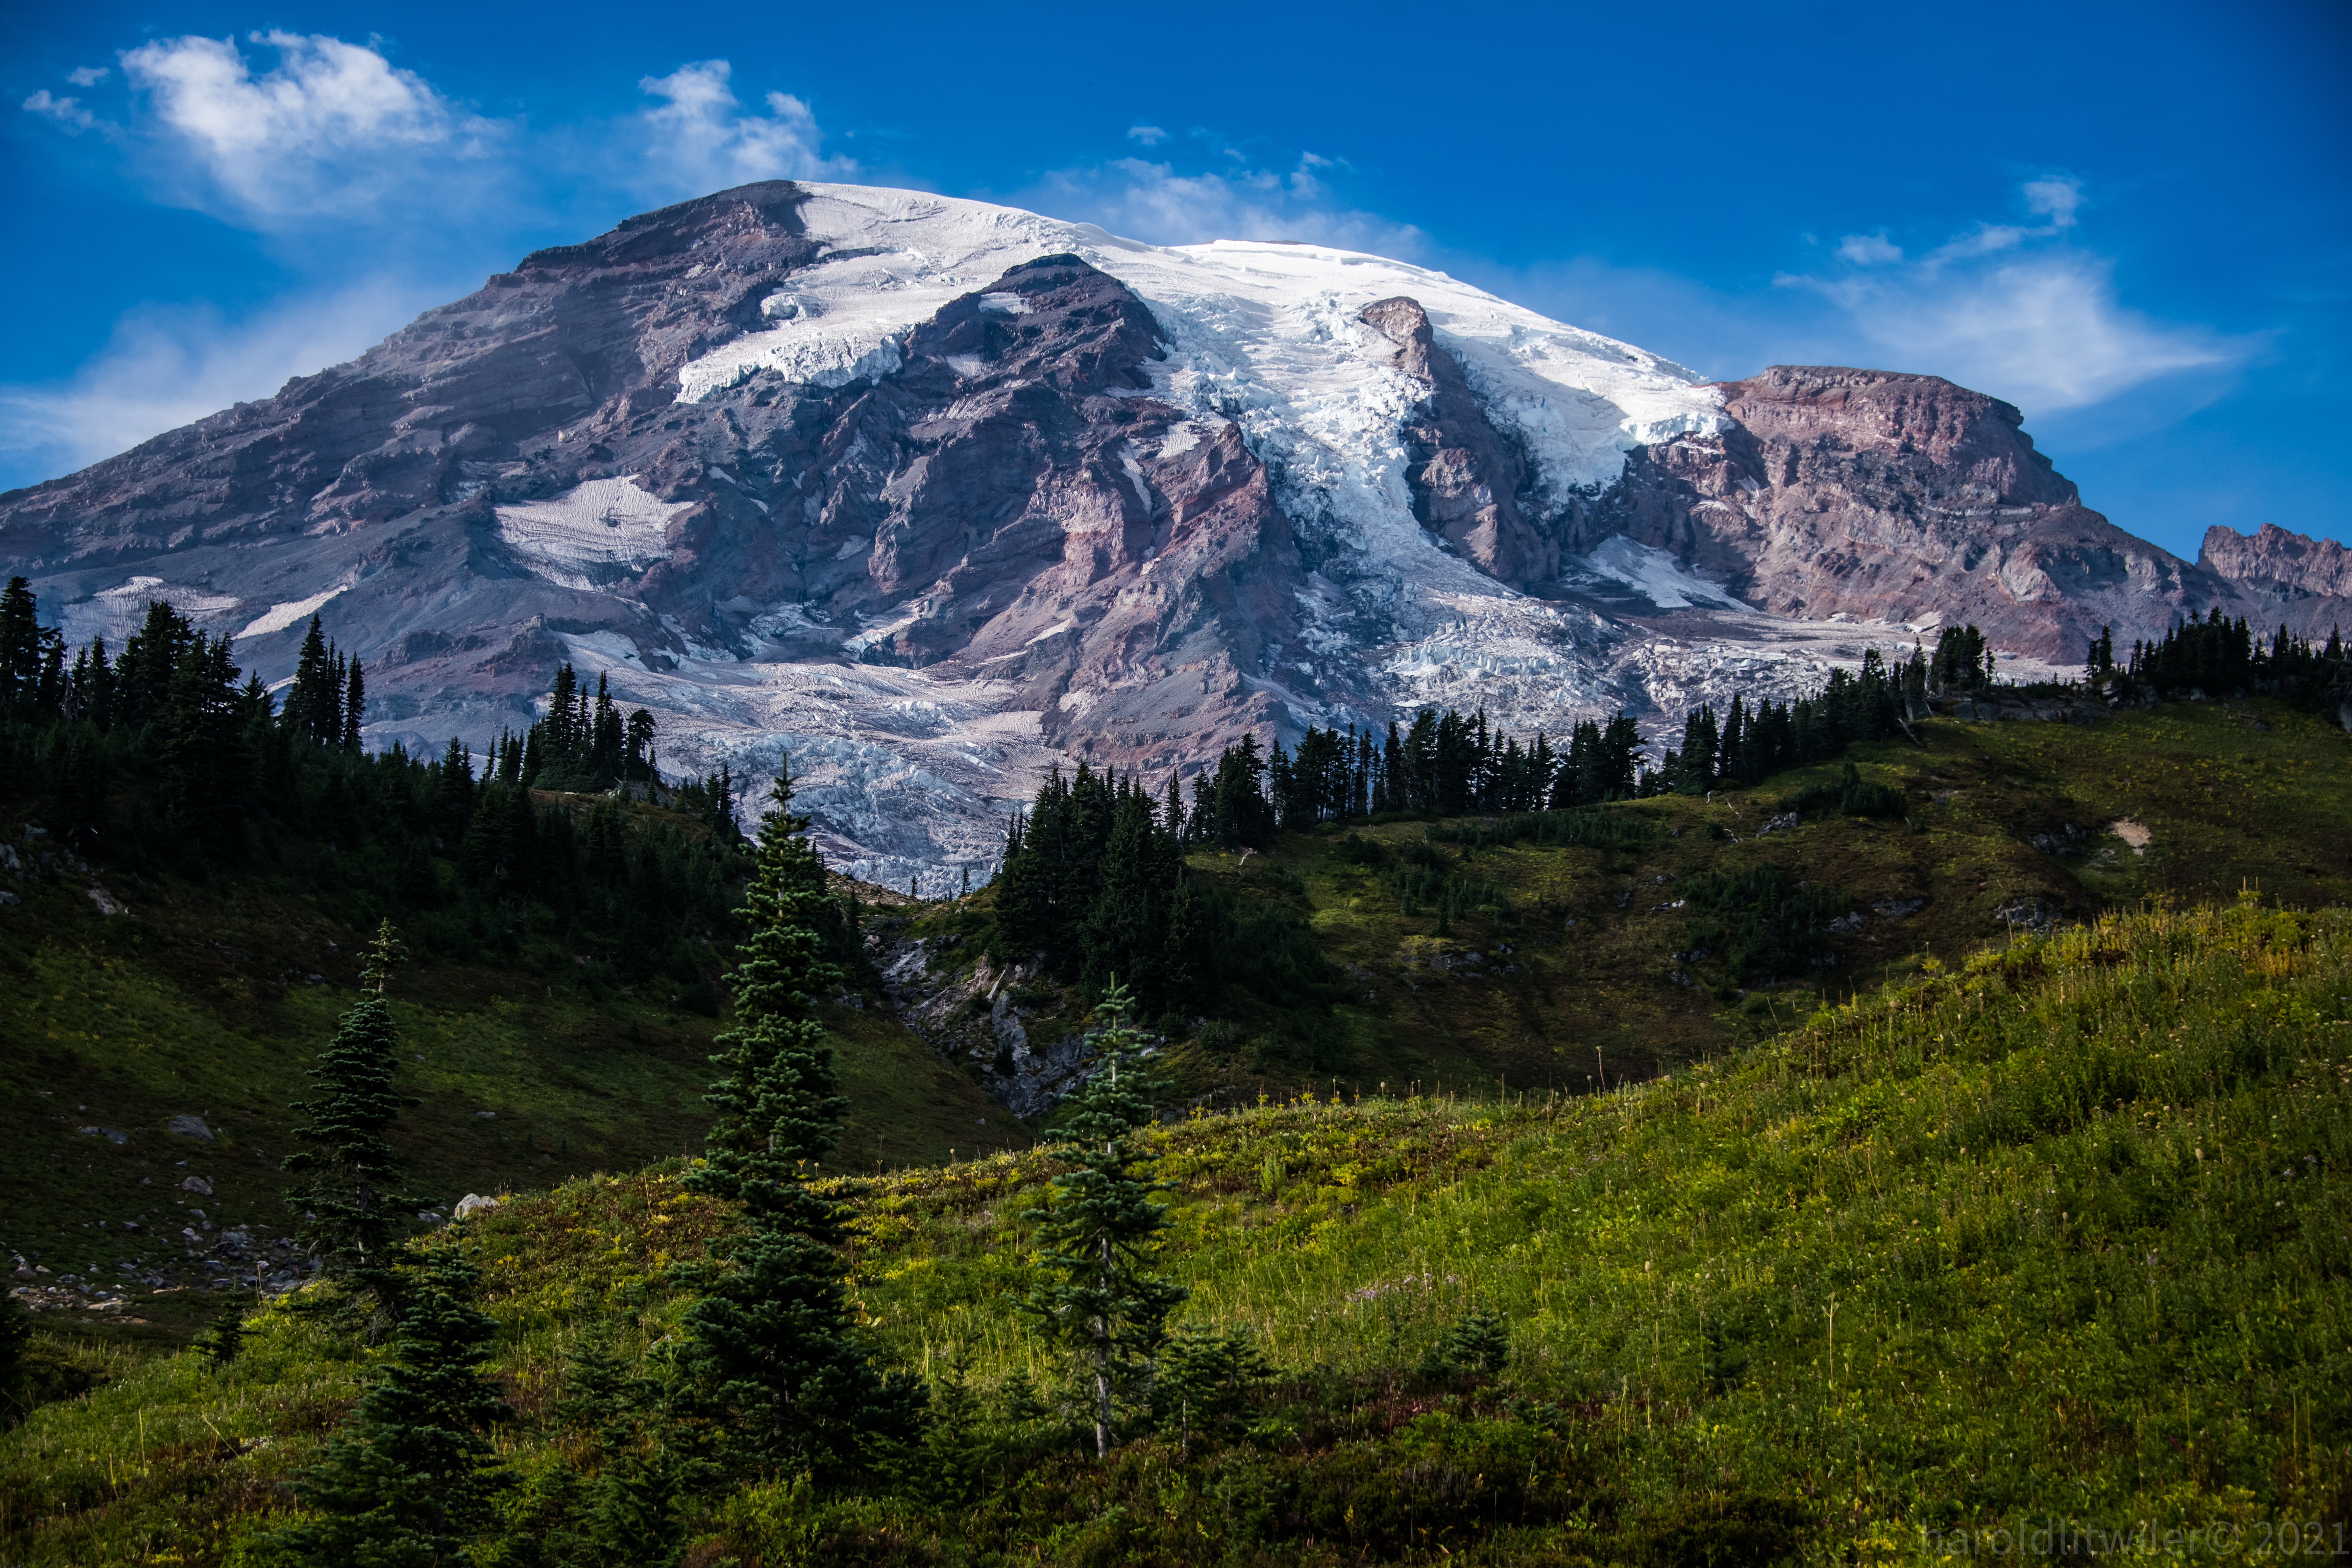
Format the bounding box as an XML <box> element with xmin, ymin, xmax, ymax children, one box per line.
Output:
<box><xmin>1156</xmin><ymin>1324</ymin><xmax>1271</xmax><ymax>1450</ymax></box>
<box><xmin>199</xmin><ymin>1294</ymin><xmax>249</xmax><ymax>1366</ymax></box>
<box><xmin>342</xmin><ymin>658</ymin><xmax>366</xmax><ymax>749</ymax></box>
<box><xmin>0</xmin><ymin>576</ymin><xmax>47</xmax><ymax>714</ymax></box>
<box><xmin>1021</xmin><ymin>981</ymin><xmax>1187</xmax><ymax>1457</ymax></box>
<box><xmin>268</xmin><ymin>1248</ymin><xmax>511</xmax><ymax>1565</ymax></box>
<box><xmin>282</xmin><ymin>922</ymin><xmax>416</xmax><ymax>1292</ymax></box>
<box><xmin>284</xmin><ymin>616</ymin><xmax>336</xmax><ymax>745</ymax></box>
<box><xmin>679</xmin><ymin>764</ymin><xmax>924</xmax><ymax>1479</ymax></box>
<box><xmin>1079</xmin><ymin>783</ymin><xmax>1175</xmax><ymax>1006</ymax></box>
<box><xmin>154</xmin><ymin>630</ymin><xmax>250</xmax><ymax>853</ymax></box>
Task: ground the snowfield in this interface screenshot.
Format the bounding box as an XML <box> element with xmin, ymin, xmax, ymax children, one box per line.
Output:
<box><xmin>496</xmin><ymin>477</ymin><xmax>695</xmax><ymax>590</ymax></box>
<box><xmin>679</xmin><ymin>184</ymin><xmax>1722</xmax><ymax>542</ymax></box>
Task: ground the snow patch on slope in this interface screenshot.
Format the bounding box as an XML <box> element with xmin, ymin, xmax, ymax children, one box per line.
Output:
<box><xmin>237</xmin><ymin>585</ymin><xmax>349</xmax><ymax>641</ymax></box>
<box><xmin>1573</xmin><ymin>537</ymin><xmax>1752</xmax><ymax>610</ymax></box>
<box><xmin>58</xmin><ymin>576</ymin><xmax>241</xmax><ymax>648</ymax></box>
<box><xmin>496</xmin><ymin>477</ymin><xmax>694</xmax><ymax>590</ymax></box>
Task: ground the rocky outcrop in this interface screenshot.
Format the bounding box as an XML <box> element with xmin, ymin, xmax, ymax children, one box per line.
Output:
<box><xmin>1563</xmin><ymin>367</ymin><xmax>2221</xmax><ymax>662</ymax></box>
<box><xmin>1359</xmin><ymin>297</ymin><xmax>1553</xmax><ymax>587</ymax></box>
<box><xmin>2199</xmin><ymin>523</ymin><xmax>2352</xmax><ymax>639</ymax></box>
<box><xmin>868</xmin><ymin>922</ymin><xmax>1111</xmax><ymax>1118</ymax></box>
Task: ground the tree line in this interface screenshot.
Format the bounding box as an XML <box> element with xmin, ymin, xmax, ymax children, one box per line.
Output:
<box><xmin>2091</xmin><ymin>609</ymin><xmax>2349</xmax><ymax>709</ymax></box>
<box><xmin>990</xmin><ymin>764</ymin><xmax>1342</xmax><ymax>1026</ymax></box>
<box><xmin>0</xmin><ymin>580</ymin><xmax>756</xmax><ymax>998</ymax></box>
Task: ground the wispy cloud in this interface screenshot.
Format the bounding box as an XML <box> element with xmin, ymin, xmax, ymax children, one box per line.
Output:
<box><xmin>5</xmin><ymin>40</ymin><xmax>863</xmax><ymax>483</ymax></box>
<box><xmin>2022</xmin><ymin>177</ymin><xmax>2082</xmax><ymax>227</ymax></box>
<box><xmin>1775</xmin><ymin>178</ymin><xmax>2243</xmax><ymax>414</ymax></box>
<box><xmin>21</xmin><ymin>89</ymin><xmax>95</xmax><ymax>131</ymax></box>
<box><xmin>632</xmin><ymin>61</ymin><xmax>853</xmax><ymax>204</ymax></box>
<box><xmin>113</xmin><ymin>32</ymin><xmax>498</xmax><ymax>223</ymax></box>
<box><xmin>1021</xmin><ymin>151</ymin><xmax>1421</xmax><ymax>253</ymax></box>
<box><xmin>1835</xmin><ymin>231</ymin><xmax>1901</xmax><ymax>265</ymax></box>
<box><xmin>0</xmin><ymin>280</ymin><xmax>440</xmax><ymax>482</ymax></box>
<box><xmin>1126</xmin><ymin>125</ymin><xmax>1167</xmax><ymax>146</ymax></box>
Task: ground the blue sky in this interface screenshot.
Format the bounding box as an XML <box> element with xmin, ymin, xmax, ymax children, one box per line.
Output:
<box><xmin>4</xmin><ymin>0</ymin><xmax>2346</xmax><ymax>559</ymax></box>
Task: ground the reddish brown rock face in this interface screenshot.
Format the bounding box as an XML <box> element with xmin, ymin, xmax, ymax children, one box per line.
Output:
<box><xmin>797</xmin><ymin>253</ymin><xmax>1310</xmax><ymax>765</ymax></box>
<box><xmin>1359</xmin><ymin>296</ymin><xmax>1553</xmax><ymax>589</ymax></box>
<box><xmin>1566</xmin><ymin>366</ymin><xmax>2250</xmax><ymax>662</ymax></box>
<box><xmin>2199</xmin><ymin>524</ymin><xmax>2352</xmax><ymax>638</ymax></box>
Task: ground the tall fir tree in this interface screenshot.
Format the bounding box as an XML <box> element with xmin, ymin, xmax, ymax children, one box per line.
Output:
<box><xmin>154</xmin><ymin>629</ymin><xmax>250</xmax><ymax>852</ymax></box>
<box><xmin>282</xmin><ymin>922</ymin><xmax>416</xmax><ymax>1291</ymax></box>
<box><xmin>1021</xmin><ymin>981</ymin><xmax>1188</xmax><ymax>1458</ymax></box>
<box><xmin>0</xmin><ymin>576</ymin><xmax>56</xmax><ymax>715</ymax></box>
<box><xmin>268</xmin><ymin>1248</ymin><xmax>512</xmax><ymax>1565</ymax></box>
<box><xmin>342</xmin><ymin>658</ymin><xmax>366</xmax><ymax>749</ymax></box>
<box><xmin>283</xmin><ymin>616</ymin><xmax>339</xmax><ymax>745</ymax></box>
<box><xmin>679</xmin><ymin>764</ymin><xmax>924</xmax><ymax>1478</ymax></box>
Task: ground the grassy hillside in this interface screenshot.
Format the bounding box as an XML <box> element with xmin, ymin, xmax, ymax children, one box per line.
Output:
<box><xmin>951</xmin><ymin>697</ymin><xmax>2352</xmax><ymax>1107</ymax></box>
<box><xmin>0</xmin><ymin>834</ymin><xmax>1015</xmax><ymax>1338</ymax></box>
<box><xmin>4</xmin><ymin>897</ymin><xmax>2345</xmax><ymax>1563</ymax></box>
<box><xmin>5</xmin><ymin>696</ymin><xmax>2347</xmax><ymax>1334</ymax></box>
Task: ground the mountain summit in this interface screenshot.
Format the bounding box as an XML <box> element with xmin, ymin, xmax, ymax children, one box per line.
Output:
<box><xmin>3</xmin><ymin>182</ymin><xmax>2342</xmax><ymax>880</ymax></box>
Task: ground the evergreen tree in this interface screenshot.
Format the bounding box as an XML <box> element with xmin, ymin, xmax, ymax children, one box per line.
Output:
<box><xmin>344</xmin><ymin>658</ymin><xmax>366</xmax><ymax>749</ymax></box>
<box><xmin>623</xmin><ymin>707</ymin><xmax>656</xmax><ymax>781</ymax></box>
<box><xmin>1021</xmin><ymin>981</ymin><xmax>1188</xmax><ymax>1458</ymax></box>
<box><xmin>436</xmin><ymin>738</ymin><xmax>477</xmax><ymax>837</ymax></box>
<box><xmin>66</xmin><ymin>635</ymin><xmax>115</xmax><ymax>727</ymax></box>
<box><xmin>268</xmin><ymin>1248</ymin><xmax>512</xmax><ymax>1565</ymax></box>
<box><xmin>154</xmin><ymin>629</ymin><xmax>251</xmax><ymax>852</ymax></box>
<box><xmin>494</xmin><ymin>1325</ymin><xmax>684</xmax><ymax>1566</ymax></box>
<box><xmin>282</xmin><ymin>923</ymin><xmax>416</xmax><ymax>1291</ymax></box>
<box><xmin>283</xmin><ymin>616</ymin><xmax>340</xmax><ymax>745</ymax></box>
<box><xmin>199</xmin><ymin>1295</ymin><xmax>250</xmax><ymax>1366</ymax></box>
<box><xmin>1079</xmin><ymin>783</ymin><xmax>1177</xmax><ymax>1003</ymax></box>
<box><xmin>0</xmin><ymin>577</ymin><xmax>57</xmax><ymax>716</ymax></box>
<box><xmin>1421</xmin><ymin>1305</ymin><xmax>1511</xmax><ymax>1380</ymax></box>
<box><xmin>679</xmin><ymin>764</ymin><xmax>924</xmax><ymax>1479</ymax></box>
<box><xmin>1155</xmin><ymin>1324</ymin><xmax>1272</xmax><ymax>1450</ymax></box>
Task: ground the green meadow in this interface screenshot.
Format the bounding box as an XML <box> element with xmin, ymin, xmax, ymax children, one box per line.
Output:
<box><xmin>5</xmin><ymin>896</ymin><xmax>2346</xmax><ymax>1563</ymax></box>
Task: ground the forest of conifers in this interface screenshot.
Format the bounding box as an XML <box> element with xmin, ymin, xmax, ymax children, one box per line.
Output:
<box><xmin>5</xmin><ymin>572</ymin><xmax>2344</xmax><ymax>1024</ymax></box>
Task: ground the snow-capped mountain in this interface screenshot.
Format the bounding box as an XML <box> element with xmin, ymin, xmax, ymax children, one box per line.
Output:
<box><xmin>3</xmin><ymin>182</ymin><xmax>2342</xmax><ymax>883</ymax></box>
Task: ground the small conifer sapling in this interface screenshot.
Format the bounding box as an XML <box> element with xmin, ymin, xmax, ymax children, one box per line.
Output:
<box><xmin>281</xmin><ymin>921</ymin><xmax>418</xmax><ymax>1297</ymax></box>
<box><xmin>267</xmin><ymin>1248</ymin><xmax>511</xmax><ymax>1564</ymax></box>
<box><xmin>1021</xmin><ymin>979</ymin><xmax>1187</xmax><ymax>1458</ymax></box>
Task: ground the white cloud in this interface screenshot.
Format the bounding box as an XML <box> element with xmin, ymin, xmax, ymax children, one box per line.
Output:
<box><xmin>1790</xmin><ymin>250</ymin><xmax>2237</xmax><ymax>414</ymax></box>
<box><xmin>116</xmin><ymin>32</ymin><xmax>494</xmax><ymax>221</ymax></box>
<box><xmin>1893</xmin><ymin>257</ymin><xmax>2232</xmax><ymax>407</ymax></box>
<box><xmin>1126</xmin><ymin>125</ymin><xmax>1167</xmax><ymax>146</ymax></box>
<box><xmin>1836</xmin><ymin>231</ymin><xmax>1902</xmax><ymax>265</ymax></box>
<box><xmin>67</xmin><ymin>65</ymin><xmax>110</xmax><ymax>88</ymax></box>
<box><xmin>633</xmin><ymin>61</ymin><xmax>853</xmax><ymax>203</ymax></box>
<box><xmin>22</xmin><ymin>90</ymin><xmax>94</xmax><ymax>131</ymax></box>
<box><xmin>2023</xmin><ymin>176</ymin><xmax>2082</xmax><ymax>228</ymax></box>
<box><xmin>1488</xmin><ymin>177</ymin><xmax>2240</xmax><ymax>440</ymax></box>
<box><xmin>0</xmin><ymin>280</ymin><xmax>437</xmax><ymax>486</ymax></box>
<box><xmin>1021</xmin><ymin>153</ymin><xmax>1423</xmax><ymax>253</ymax></box>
